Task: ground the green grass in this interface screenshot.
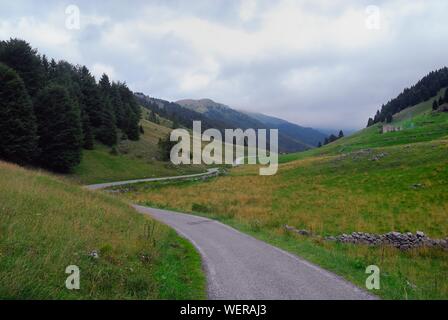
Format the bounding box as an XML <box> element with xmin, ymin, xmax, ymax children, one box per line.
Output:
<box><xmin>393</xmin><ymin>88</ymin><xmax>446</xmax><ymax>123</ymax></box>
<box><xmin>0</xmin><ymin>161</ymin><xmax>205</xmax><ymax>299</ymax></box>
<box><xmin>114</xmin><ymin>103</ymin><xmax>448</xmax><ymax>299</ymax></box>
<box><xmin>280</xmin><ymin>99</ymin><xmax>448</xmax><ymax>164</ymax></box>
<box><xmin>69</xmin><ymin>119</ymin><xmax>206</xmax><ymax>185</ymax></box>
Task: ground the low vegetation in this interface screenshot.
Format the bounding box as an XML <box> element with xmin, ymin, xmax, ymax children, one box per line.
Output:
<box><xmin>0</xmin><ymin>161</ymin><xmax>205</xmax><ymax>299</ymax></box>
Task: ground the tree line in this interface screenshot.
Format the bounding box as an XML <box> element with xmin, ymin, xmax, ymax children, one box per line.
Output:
<box><xmin>367</xmin><ymin>67</ymin><xmax>448</xmax><ymax>127</ymax></box>
<box><xmin>432</xmin><ymin>89</ymin><xmax>448</xmax><ymax>111</ymax></box>
<box><xmin>0</xmin><ymin>39</ymin><xmax>141</xmax><ymax>172</ymax></box>
<box><xmin>318</xmin><ymin>130</ymin><xmax>344</xmax><ymax>147</ymax></box>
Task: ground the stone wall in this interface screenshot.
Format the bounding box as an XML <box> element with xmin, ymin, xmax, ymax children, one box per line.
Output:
<box><xmin>284</xmin><ymin>225</ymin><xmax>448</xmax><ymax>251</ymax></box>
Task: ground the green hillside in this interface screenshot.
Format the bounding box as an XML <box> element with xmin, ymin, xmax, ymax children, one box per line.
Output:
<box><xmin>0</xmin><ymin>161</ymin><xmax>205</xmax><ymax>299</ymax></box>
<box><xmin>280</xmin><ymin>88</ymin><xmax>448</xmax><ymax>164</ymax></box>
<box><xmin>70</xmin><ymin>118</ymin><xmax>206</xmax><ymax>184</ymax></box>
<box><xmin>115</xmin><ymin>92</ymin><xmax>448</xmax><ymax>299</ymax></box>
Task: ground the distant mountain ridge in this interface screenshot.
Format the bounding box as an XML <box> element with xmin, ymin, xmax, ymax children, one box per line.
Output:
<box><xmin>176</xmin><ymin>98</ymin><xmax>326</xmax><ymax>149</ymax></box>
<box><xmin>136</xmin><ymin>93</ymin><xmax>324</xmax><ymax>152</ymax></box>
<box><xmin>241</xmin><ymin>111</ymin><xmax>327</xmax><ymax>147</ymax></box>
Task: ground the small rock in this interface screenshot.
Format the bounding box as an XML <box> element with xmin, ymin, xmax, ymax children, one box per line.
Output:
<box><xmin>89</xmin><ymin>250</ymin><xmax>99</xmax><ymax>259</ymax></box>
<box><xmin>416</xmin><ymin>231</ymin><xmax>425</xmax><ymax>238</ymax></box>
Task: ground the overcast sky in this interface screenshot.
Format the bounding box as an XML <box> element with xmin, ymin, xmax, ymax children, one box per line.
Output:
<box><xmin>1</xmin><ymin>0</ymin><xmax>447</xmax><ymax>129</ymax></box>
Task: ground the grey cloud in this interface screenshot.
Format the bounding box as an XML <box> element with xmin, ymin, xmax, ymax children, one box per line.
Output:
<box><xmin>1</xmin><ymin>0</ymin><xmax>447</xmax><ymax>129</ymax></box>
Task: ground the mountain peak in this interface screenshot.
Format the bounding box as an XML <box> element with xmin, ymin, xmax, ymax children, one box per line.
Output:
<box><xmin>176</xmin><ymin>98</ymin><xmax>231</xmax><ymax>113</ymax></box>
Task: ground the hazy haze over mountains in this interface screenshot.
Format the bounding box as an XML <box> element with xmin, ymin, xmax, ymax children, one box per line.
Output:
<box><xmin>176</xmin><ymin>98</ymin><xmax>326</xmax><ymax>149</ymax></box>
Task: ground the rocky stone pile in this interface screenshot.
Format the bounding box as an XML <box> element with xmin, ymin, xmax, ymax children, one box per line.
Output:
<box><xmin>369</xmin><ymin>152</ymin><xmax>388</xmax><ymax>161</ymax></box>
<box><xmin>284</xmin><ymin>225</ymin><xmax>448</xmax><ymax>251</ymax></box>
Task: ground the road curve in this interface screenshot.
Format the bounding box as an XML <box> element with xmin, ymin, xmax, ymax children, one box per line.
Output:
<box><xmin>85</xmin><ymin>168</ymin><xmax>219</xmax><ymax>190</ymax></box>
<box><xmin>134</xmin><ymin>205</ymin><xmax>377</xmax><ymax>300</ymax></box>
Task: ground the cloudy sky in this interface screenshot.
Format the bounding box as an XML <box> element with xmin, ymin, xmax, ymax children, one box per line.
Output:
<box><xmin>1</xmin><ymin>0</ymin><xmax>447</xmax><ymax>129</ymax></box>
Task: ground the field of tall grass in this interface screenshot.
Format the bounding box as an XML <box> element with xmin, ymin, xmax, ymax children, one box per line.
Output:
<box><xmin>116</xmin><ymin>133</ymin><xmax>448</xmax><ymax>299</ymax></box>
<box><xmin>0</xmin><ymin>161</ymin><xmax>205</xmax><ymax>299</ymax></box>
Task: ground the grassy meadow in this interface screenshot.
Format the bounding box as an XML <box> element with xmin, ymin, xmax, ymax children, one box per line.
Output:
<box><xmin>114</xmin><ymin>105</ymin><xmax>448</xmax><ymax>299</ymax></box>
<box><xmin>70</xmin><ymin>118</ymin><xmax>206</xmax><ymax>184</ymax></box>
<box><xmin>0</xmin><ymin>161</ymin><xmax>205</xmax><ymax>299</ymax></box>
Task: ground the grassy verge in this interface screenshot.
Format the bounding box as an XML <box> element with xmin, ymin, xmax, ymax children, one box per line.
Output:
<box><xmin>0</xmin><ymin>161</ymin><xmax>205</xmax><ymax>299</ymax></box>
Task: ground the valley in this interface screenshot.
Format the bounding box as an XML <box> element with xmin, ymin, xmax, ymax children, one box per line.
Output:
<box><xmin>110</xmin><ymin>90</ymin><xmax>448</xmax><ymax>299</ymax></box>
<box><xmin>1</xmin><ymin>36</ymin><xmax>447</xmax><ymax>301</ymax></box>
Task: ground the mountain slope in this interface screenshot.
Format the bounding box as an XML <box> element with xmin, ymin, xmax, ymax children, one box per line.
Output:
<box><xmin>280</xmin><ymin>87</ymin><xmax>448</xmax><ymax>164</ymax></box>
<box><xmin>242</xmin><ymin>111</ymin><xmax>327</xmax><ymax>147</ymax></box>
<box><xmin>71</xmin><ymin>115</ymin><xmax>206</xmax><ymax>184</ymax></box>
<box><xmin>175</xmin><ymin>98</ymin><xmax>316</xmax><ymax>152</ymax></box>
<box><xmin>369</xmin><ymin>67</ymin><xmax>448</xmax><ymax>125</ymax></box>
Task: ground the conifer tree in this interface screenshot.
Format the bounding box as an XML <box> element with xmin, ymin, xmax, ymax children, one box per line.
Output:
<box><xmin>0</xmin><ymin>39</ymin><xmax>44</xmax><ymax>99</ymax></box>
<box><xmin>0</xmin><ymin>63</ymin><xmax>38</xmax><ymax>165</ymax></box>
<box><xmin>34</xmin><ymin>85</ymin><xmax>83</xmax><ymax>172</ymax></box>
<box><xmin>433</xmin><ymin>100</ymin><xmax>439</xmax><ymax>111</ymax></box>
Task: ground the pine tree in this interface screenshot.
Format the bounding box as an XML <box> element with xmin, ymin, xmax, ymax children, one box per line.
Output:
<box><xmin>0</xmin><ymin>39</ymin><xmax>44</xmax><ymax>99</ymax></box>
<box><xmin>329</xmin><ymin>134</ymin><xmax>338</xmax><ymax>143</ymax></box>
<box><xmin>444</xmin><ymin>88</ymin><xmax>448</xmax><ymax>104</ymax></box>
<box><xmin>125</xmin><ymin>110</ymin><xmax>140</xmax><ymax>141</ymax></box>
<box><xmin>81</xmin><ymin>111</ymin><xmax>94</xmax><ymax>150</ymax></box>
<box><xmin>99</xmin><ymin>73</ymin><xmax>112</xmax><ymax>96</ymax></box>
<box><xmin>433</xmin><ymin>100</ymin><xmax>439</xmax><ymax>111</ymax></box>
<box><xmin>373</xmin><ymin>110</ymin><xmax>381</xmax><ymax>123</ymax></box>
<box><xmin>148</xmin><ymin>110</ymin><xmax>158</xmax><ymax>123</ymax></box>
<box><xmin>317</xmin><ymin>142</ymin><xmax>322</xmax><ymax>148</ymax></box>
<box><xmin>97</xmin><ymin>74</ymin><xmax>117</xmax><ymax>146</ymax></box>
<box><xmin>386</xmin><ymin>114</ymin><xmax>393</xmax><ymax>123</ymax></box>
<box><xmin>78</xmin><ymin>66</ymin><xmax>103</xmax><ymax>128</ymax></box>
<box><xmin>34</xmin><ymin>85</ymin><xmax>83</xmax><ymax>173</ymax></box>
<box><xmin>0</xmin><ymin>63</ymin><xmax>38</xmax><ymax>165</ymax></box>
<box><xmin>116</xmin><ymin>82</ymin><xmax>141</xmax><ymax>140</ymax></box>
<box><xmin>338</xmin><ymin>130</ymin><xmax>344</xmax><ymax>138</ymax></box>
<box><xmin>172</xmin><ymin>117</ymin><xmax>179</xmax><ymax>129</ymax></box>
<box><xmin>158</xmin><ymin>135</ymin><xmax>176</xmax><ymax>161</ymax></box>
<box><xmin>438</xmin><ymin>96</ymin><xmax>444</xmax><ymax>106</ymax></box>
<box><xmin>110</xmin><ymin>83</ymin><xmax>125</xmax><ymax>128</ymax></box>
<box><xmin>367</xmin><ymin>118</ymin><xmax>374</xmax><ymax>127</ymax></box>
<box><xmin>96</xmin><ymin>105</ymin><xmax>118</xmax><ymax>146</ymax></box>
